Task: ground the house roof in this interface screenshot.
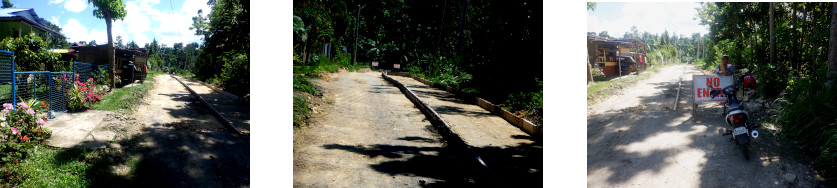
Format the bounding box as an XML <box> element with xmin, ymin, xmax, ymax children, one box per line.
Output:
<box><xmin>0</xmin><ymin>8</ymin><xmax>62</xmax><ymax>37</ymax></box>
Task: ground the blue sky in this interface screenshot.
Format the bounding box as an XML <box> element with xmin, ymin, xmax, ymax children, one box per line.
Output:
<box><xmin>9</xmin><ymin>0</ymin><xmax>211</xmax><ymax>46</ymax></box>
<box><xmin>587</xmin><ymin>2</ymin><xmax>708</xmax><ymax>38</ymax></box>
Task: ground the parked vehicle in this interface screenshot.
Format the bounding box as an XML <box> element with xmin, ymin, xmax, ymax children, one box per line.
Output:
<box><xmin>618</xmin><ymin>56</ymin><xmax>637</xmax><ymax>75</ymax></box>
<box><xmin>710</xmin><ymin>78</ymin><xmax>760</xmax><ymax>161</ymax></box>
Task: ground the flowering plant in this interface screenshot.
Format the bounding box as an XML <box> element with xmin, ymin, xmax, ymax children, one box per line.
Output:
<box><xmin>67</xmin><ymin>75</ymin><xmax>105</xmax><ymax>110</ymax></box>
<box><xmin>0</xmin><ymin>101</ymin><xmax>51</xmax><ymax>164</ymax></box>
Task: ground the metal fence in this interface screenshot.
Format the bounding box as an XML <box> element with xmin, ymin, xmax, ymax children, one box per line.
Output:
<box><xmin>0</xmin><ymin>51</ymin><xmax>100</xmax><ymax>119</ymax></box>
<box><xmin>73</xmin><ymin>62</ymin><xmax>108</xmax><ymax>84</ymax></box>
<box><xmin>0</xmin><ymin>50</ymin><xmax>13</xmax><ymax>105</ymax></box>
<box><xmin>13</xmin><ymin>71</ymin><xmax>68</xmax><ymax>118</ymax></box>
<box><xmin>48</xmin><ymin>72</ymin><xmax>73</xmax><ymax>118</ymax></box>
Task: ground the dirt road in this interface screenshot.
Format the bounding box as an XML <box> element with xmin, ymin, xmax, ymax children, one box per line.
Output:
<box><xmin>294</xmin><ymin>71</ymin><xmax>480</xmax><ymax>187</ymax></box>
<box><xmin>587</xmin><ymin>64</ymin><xmax>826</xmax><ymax>187</ymax></box>
<box><xmin>87</xmin><ymin>74</ymin><xmax>250</xmax><ymax>187</ymax></box>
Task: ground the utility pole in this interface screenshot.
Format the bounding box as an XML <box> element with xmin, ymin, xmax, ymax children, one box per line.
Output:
<box><xmin>353</xmin><ymin>4</ymin><xmax>361</xmax><ymax>65</ymax></box>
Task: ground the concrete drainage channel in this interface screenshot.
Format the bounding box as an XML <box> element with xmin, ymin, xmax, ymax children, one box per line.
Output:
<box><xmin>170</xmin><ymin>75</ymin><xmax>244</xmax><ymax>135</ymax></box>
<box><xmin>381</xmin><ymin>71</ymin><xmax>503</xmax><ymax>186</ymax></box>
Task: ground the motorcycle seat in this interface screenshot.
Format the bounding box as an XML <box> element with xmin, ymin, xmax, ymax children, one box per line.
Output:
<box><xmin>728</xmin><ymin>103</ymin><xmax>742</xmax><ymax>111</ymax></box>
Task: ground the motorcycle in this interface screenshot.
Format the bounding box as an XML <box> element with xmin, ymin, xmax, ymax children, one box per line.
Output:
<box><xmin>710</xmin><ymin>78</ymin><xmax>759</xmax><ymax>161</ymax></box>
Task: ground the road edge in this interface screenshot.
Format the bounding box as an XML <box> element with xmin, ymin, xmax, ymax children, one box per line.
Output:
<box><xmin>381</xmin><ymin>71</ymin><xmax>503</xmax><ymax>186</ymax></box>
<box><xmin>170</xmin><ymin>74</ymin><xmax>244</xmax><ymax>135</ymax></box>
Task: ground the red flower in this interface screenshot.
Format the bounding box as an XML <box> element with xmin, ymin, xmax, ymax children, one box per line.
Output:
<box><xmin>22</xmin><ymin>136</ymin><xmax>29</xmax><ymax>142</ymax></box>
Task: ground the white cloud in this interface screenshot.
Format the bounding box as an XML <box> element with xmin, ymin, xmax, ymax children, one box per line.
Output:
<box><xmin>51</xmin><ymin>16</ymin><xmax>60</xmax><ymax>26</ymax></box>
<box><xmin>149</xmin><ymin>0</ymin><xmax>210</xmax><ymax>46</ymax></box>
<box><xmin>64</xmin><ymin>0</ymin><xmax>88</xmax><ymax>13</ymax></box>
<box><xmin>62</xmin><ymin>18</ymin><xmax>88</xmax><ymax>42</ymax></box>
<box><xmin>116</xmin><ymin>1</ymin><xmax>152</xmax><ymax>34</ymax></box>
<box><xmin>587</xmin><ymin>2</ymin><xmax>708</xmax><ymax>37</ymax></box>
<box><xmin>66</xmin><ymin>0</ymin><xmax>207</xmax><ymax>46</ymax></box>
<box><xmin>132</xmin><ymin>32</ymin><xmax>151</xmax><ymax>46</ymax></box>
<box><xmin>49</xmin><ymin>0</ymin><xmax>65</xmax><ymax>4</ymax></box>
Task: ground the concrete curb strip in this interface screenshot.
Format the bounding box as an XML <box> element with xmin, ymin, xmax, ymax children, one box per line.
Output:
<box><xmin>170</xmin><ymin>75</ymin><xmax>244</xmax><ymax>135</ymax></box>
<box><xmin>386</xmin><ymin>72</ymin><xmax>543</xmax><ymax>139</ymax></box>
<box><xmin>176</xmin><ymin>75</ymin><xmax>250</xmax><ymax>106</ymax></box>
<box><xmin>381</xmin><ymin>72</ymin><xmax>503</xmax><ymax>186</ymax></box>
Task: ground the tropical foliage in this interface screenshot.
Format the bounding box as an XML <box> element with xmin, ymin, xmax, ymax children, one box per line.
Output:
<box><xmin>0</xmin><ymin>33</ymin><xmax>67</xmax><ymax>72</ymax></box>
<box><xmin>694</xmin><ymin>2</ymin><xmax>837</xmax><ymax>181</ymax></box>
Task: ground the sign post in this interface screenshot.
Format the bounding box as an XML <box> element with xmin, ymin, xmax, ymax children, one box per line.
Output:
<box><xmin>692</xmin><ymin>75</ymin><xmax>733</xmax><ymax>122</ymax></box>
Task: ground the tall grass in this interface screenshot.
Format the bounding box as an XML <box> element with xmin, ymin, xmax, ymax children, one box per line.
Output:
<box><xmin>779</xmin><ymin>74</ymin><xmax>837</xmax><ymax>181</ymax></box>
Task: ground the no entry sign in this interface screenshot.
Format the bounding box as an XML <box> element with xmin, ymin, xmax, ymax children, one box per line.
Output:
<box><xmin>693</xmin><ymin>75</ymin><xmax>733</xmax><ymax>103</ymax></box>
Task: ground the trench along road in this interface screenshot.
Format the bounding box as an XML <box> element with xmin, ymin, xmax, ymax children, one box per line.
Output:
<box><xmin>293</xmin><ymin>71</ymin><xmax>542</xmax><ymax>187</ymax></box>
<box><xmin>587</xmin><ymin>64</ymin><xmax>826</xmax><ymax>187</ymax></box>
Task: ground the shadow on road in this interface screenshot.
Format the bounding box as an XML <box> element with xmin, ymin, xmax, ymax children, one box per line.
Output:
<box><xmin>51</xmin><ymin>91</ymin><xmax>250</xmax><ymax>187</ymax></box>
<box><xmin>322</xmin><ymin>136</ymin><xmax>488</xmax><ymax>187</ymax></box>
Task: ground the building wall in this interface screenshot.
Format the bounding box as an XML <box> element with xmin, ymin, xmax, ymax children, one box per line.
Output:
<box><xmin>0</xmin><ymin>20</ymin><xmax>52</xmax><ymax>41</ymax></box>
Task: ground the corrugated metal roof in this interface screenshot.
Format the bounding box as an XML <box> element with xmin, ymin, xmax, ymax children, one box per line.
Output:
<box><xmin>0</xmin><ymin>8</ymin><xmax>61</xmax><ymax>37</ymax></box>
<box><xmin>0</xmin><ymin>8</ymin><xmax>45</xmax><ymax>27</ymax></box>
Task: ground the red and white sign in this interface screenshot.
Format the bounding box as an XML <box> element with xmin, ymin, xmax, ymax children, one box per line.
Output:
<box><xmin>372</xmin><ymin>61</ymin><xmax>379</xmax><ymax>67</ymax></box>
<box><xmin>693</xmin><ymin>75</ymin><xmax>733</xmax><ymax>103</ymax></box>
<box><xmin>393</xmin><ymin>64</ymin><xmax>400</xmax><ymax>69</ymax></box>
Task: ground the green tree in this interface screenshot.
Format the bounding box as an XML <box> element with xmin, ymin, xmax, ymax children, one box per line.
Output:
<box><xmin>587</xmin><ymin>2</ymin><xmax>596</xmax><ymax>11</ymax></box>
<box><xmin>194</xmin><ymin>0</ymin><xmax>249</xmax><ymax>97</ymax></box>
<box><xmin>89</xmin><ymin>40</ymin><xmax>97</xmax><ymax>46</ymax></box>
<box><xmin>115</xmin><ymin>35</ymin><xmax>124</xmax><ymax>48</ymax></box>
<box><xmin>0</xmin><ymin>33</ymin><xmax>64</xmax><ymax>71</ymax></box>
<box><xmin>88</xmin><ymin>0</ymin><xmax>127</xmax><ymax>88</ymax></box>
<box><xmin>126</xmin><ymin>40</ymin><xmax>138</xmax><ymax>48</ymax></box>
<box><xmin>2</xmin><ymin>0</ymin><xmax>12</xmax><ymax>8</ymax></box>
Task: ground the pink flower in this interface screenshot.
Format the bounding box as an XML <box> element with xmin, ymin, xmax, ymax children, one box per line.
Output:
<box><xmin>10</xmin><ymin>127</ymin><xmax>17</xmax><ymax>135</ymax></box>
<box><xmin>36</xmin><ymin>119</ymin><xmax>45</xmax><ymax>125</ymax></box>
<box><xmin>25</xmin><ymin>109</ymin><xmax>35</xmax><ymax>115</ymax></box>
<box><xmin>19</xmin><ymin>103</ymin><xmax>29</xmax><ymax>109</ymax></box>
<box><xmin>3</xmin><ymin>103</ymin><xmax>12</xmax><ymax>110</ymax></box>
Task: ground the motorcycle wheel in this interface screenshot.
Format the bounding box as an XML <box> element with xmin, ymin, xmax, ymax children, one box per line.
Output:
<box><xmin>740</xmin><ymin>144</ymin><xmax>750</xmax><ymax>161</ymax></box>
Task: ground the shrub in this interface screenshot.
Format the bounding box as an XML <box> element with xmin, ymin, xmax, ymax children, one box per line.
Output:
<box><xmin>0</xmin><ymin>100</ymin><xmax>51</xmax><ymax>165</ymax></box>
<box><xmin>779</xmin><ymin>73</ymin><xmax>837</xmax><ymax>180</ymax></box>
<box><xmin>67</xmin><ymin>76</ymin><xmax>104</xmax><ymax>110</ymax></box>
<box><xmin>0</xmin><ymin>33</ymin><xmax>64</xmax><ymax>71</ymax></box>
<box><xmin>219</xmin><ymin>52</ymin><xmax>249</xmax><ymax>97</ymax></box>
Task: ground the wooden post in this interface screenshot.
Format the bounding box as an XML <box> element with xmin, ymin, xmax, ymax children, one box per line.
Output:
<box><xmin>618</xmin><ymin>51</ymin><xmax>622</xmax><ymax>77</ymax></box>
<box><xmin>692</xmin><ymin>99</ymin><xmax>697</xmax><ymax>122</ymax></box>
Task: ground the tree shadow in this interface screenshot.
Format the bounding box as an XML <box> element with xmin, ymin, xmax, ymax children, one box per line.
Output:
<box><xmin>322</xmin><ymin>136</ymin><xmax>508</xmax><ymax>187</ymax></box>
<box><xmin>50</xmin><ymin>89</ymin><xmax>249</xmax><ymax>187</ymax></box>
<box><xmin>587</xmin><ymin>111</ymin><xmax>698</xmax><ymax>184</ymax></box>
<box><xmin>433</xmin><ymin>105</ymin><xmax>494</xmax><ymax>117</ymax></box>
<box><xmin>53</xmin><ymin>123</ymin><xmax>250</xmax><ymax>187</ymax></box>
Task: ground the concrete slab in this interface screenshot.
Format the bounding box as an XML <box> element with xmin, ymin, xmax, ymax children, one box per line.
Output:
<box><xmin>43</xmin><ymin>110</ymin><xmax>113</xmax><ymax>148</ymax></box>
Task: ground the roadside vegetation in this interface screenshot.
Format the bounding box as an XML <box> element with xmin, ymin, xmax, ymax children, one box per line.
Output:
<box><xmin>694</xmin><ymin>2</ymin><xmax>837</xmax><ymax>181</ymax></box>
<box><xmin>92</xmin><ymin>71</ymin><xmax>160</xmax><ymax>112</ymax></box>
